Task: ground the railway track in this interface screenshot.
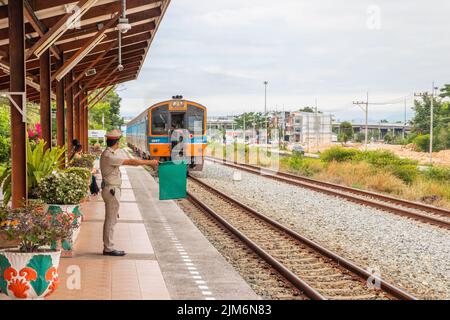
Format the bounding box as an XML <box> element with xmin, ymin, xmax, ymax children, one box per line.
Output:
<box><xmin>205</xmin><ymin>156</ymin><xmax>450</xmax><ymax>230</ymax></box>
<box><xmin>187</xmin><ymin>175</ymin><xmax>417</xmax><ymax>300</ymax></box>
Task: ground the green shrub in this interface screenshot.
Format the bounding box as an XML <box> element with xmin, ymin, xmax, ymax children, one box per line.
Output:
<box><xmin>413</xmin><ymin>134</ymin><xmax>430</xmax><ymax>152</ymax></box>
<box><xmin>389</xmin><ymin>165</ymin><xmax>418</xmax><ymax>184</ymax></box>
<box><xmin>384</xmin><ymin>133</ymin><xmax>394</xmax><ymax>144</ymax></box>
<box><xmin>284</xmin><ymin>156</ymin><xmax>323</xmax><ymax>176</ymax></box>
<box><xmin>69</xmin><ymin>153</ymin><xmax>96</xmax><ymax>169</ymax></box>
<box><xmin>321</xmin><ymin>147</ymin><xmax>361</xmax><ymax>163</ymax></box>
<box><xmin>357</xmin><ymin>150</ymin><xmax>417</xmax><ymax>167</ymax></box>
<box><xmin>0</xmin><ymin>140</ymin><xmax>65</xmax><ymax>205</ymax></box>
<box><xmin>65</xmin><ymin>167</ymin><xmax>91</xmax><ymax>182</ymax></box>
<box><xmin>423</xmin><ymin>167</ymin><xmax>450</xmax><ymax>182</ymax></box>
<box><xmin>0</xmin><ymin>136</ymin><xmax>10</xmax><ymax>163</ymax></box>
<box><xmin>38</xmin><ymin>171</ymin><xmax>89</xmax><ymax>205</ymax></box>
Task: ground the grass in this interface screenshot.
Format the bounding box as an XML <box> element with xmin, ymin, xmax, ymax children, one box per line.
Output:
<box><xmin>281</xmin><ymin>148</ymin><xmax>450</xmax><ymax>209</ymax></box>
<box><xmin>206</xmin><ymin>143</ymin><xmax>450</xmax><ymax>209</ymax></box>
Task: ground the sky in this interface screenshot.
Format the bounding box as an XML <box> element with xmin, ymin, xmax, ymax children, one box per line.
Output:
<box><xmin>119</xmin><ymin>0</ymin><xmax>450</xmax><ymax>123</ymax></box>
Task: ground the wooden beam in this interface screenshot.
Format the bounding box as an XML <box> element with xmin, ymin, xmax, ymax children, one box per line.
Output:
<box><xmin>57</xmin><ymin>21</ymin><xmax>155</xmax><ymax>53</ymax></box>
<box><xmin>9</xmin><ymin>0</ymin><xmax>27</xmax><ymax>208</ymax></box>
<box><xmin>40</xmin><ymin>49</ymin><xmax>52</xmax><ymax>150</ymax></box>
<box><xmin>26</xmin><ymin>0</ymin><xmax>100</xmax><ymax>60</ymax></box>
<box><xmin>87</xmin><ymin>76</ymin><xmax>118</xmax><ymax>105</ymax></box>
<box><xmin>75</xmin><ymin>57</ymin><xmax>120</xmax><ymax>98</ymax></box>
<box><xmin>65</xmin><ymin>70</ymin><xmax>74</xmax><ymax>156</ymax></box>
<box><xmin>65</xmin><ymin>40</ymin><xmax>116</xmax><ymax>94</ymax></box>
<box><xmin>56</xmin><ymin>52</ymin><xmax>65</xmax><ymax>153</ymax></box>
<box><xmin>88</xmin><ymin>85</ymin><xmax>116</xmax><ymax>109</ymax></box>
<box><xmin>78</xmin><ymin>62</ymin><xmax>118</xmax><ymax>102</ymax></box>
<box><xmin>52</xmin><ymin>13</ymin><xmax>120</xmax><ymax>82</ymax></box>
<box><xmin>79</xmin><ymin>89</ymin><xmax>85</xmax><ymax>149</ymax></box>
<box><xmin>23</xmin><ymin>0</ymin><xmax>62</xmax><ymax>60</ymax></box>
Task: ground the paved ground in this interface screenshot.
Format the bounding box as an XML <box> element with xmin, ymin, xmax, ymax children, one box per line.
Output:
<box><xmin>1</xmin><ymin>164</ymin><xmax>257</xmax><ymax>300</ymax></box>
<box><xmin>126</xmin><ymin>165</ymin><xmax>258</xmax><ymax>300</ymax></box>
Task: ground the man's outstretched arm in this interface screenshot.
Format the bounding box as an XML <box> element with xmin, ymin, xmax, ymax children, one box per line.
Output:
<box><xmin>122</xmin><ymin>159</ymin><xmax>158</xmax><ymax>170</ymax></box>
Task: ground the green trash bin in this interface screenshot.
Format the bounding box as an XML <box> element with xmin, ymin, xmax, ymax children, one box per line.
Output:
<box><xmin>158</xmin><ymin>161</ymin><xmax>188</xmax><ymax>200</ymax></box>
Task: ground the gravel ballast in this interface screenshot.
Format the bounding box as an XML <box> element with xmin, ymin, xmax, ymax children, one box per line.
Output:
<box><xmin>190</xmin><ymin>161</ymin><xmax>450</xmax><ymax>299</ymax></box>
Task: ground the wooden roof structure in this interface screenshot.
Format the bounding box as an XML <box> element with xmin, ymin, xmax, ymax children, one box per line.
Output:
<box><xmin>0</xmin><ymin>0</ymin><xmax>170</xmax><ymax>102</ymax></box>
<box><xmin>1</xmin><ymin>0</ymin><xmax>170</xmax><ymax>207</ymax></box>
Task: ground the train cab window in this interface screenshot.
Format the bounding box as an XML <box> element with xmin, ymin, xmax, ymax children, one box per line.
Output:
<box><xmin>187</xmin><ymin>105</ymin><xmax>205</xmax><ymax>134</ymax></box>
<box><xmin>151</xmin><ymin>105</ymin><xmax>169</xmax><ymax>135</ymax></box>
<box><xmin>171</xmin><ymin>113</ymin><xmax>185</xmax><ymax>129</ymax></box>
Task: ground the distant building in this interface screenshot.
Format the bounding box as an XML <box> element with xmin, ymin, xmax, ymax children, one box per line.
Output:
<box><xmin>285</xmin><ymin>112</ymin><xmax>333</xmax><ymax>145</ymax></box>
<box><xmin>332</xmin><ymin>122</ymin><xmax>411</xmax><ymax>141</ymax></box>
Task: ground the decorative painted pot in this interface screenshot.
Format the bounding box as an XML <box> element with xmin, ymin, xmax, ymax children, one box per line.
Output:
<box><xmin>44</xmin><ymin>204</ymin><xmax>83</xmax><ymax>254</ymax></box>
<box><xmin>0</xmin><ymin>250</ymin><xmax>61</xmax><ymax>299</ymax></box>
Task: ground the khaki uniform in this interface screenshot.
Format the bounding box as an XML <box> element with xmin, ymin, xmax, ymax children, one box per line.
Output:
<box><xmin>100</xmin><ymin>147</ymin><xmax>126</xmax><ymax>252</ymax></box>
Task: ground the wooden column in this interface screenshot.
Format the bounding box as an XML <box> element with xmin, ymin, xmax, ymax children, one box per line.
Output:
<box><xmin>40</xmin><ymin>49</ymin><xmax>51</xmax><ymax>149</ymax></box>
<box><xmin>84</xmin><ymin>92</ymin><xmax>89</xmax><ymax>152</ymax></box>
<box><xmin>85</xmin><ymin>102</ymin><xmax>89</xmax><ymax>152</ymax></box>
<box><xmin>56</xmin><ymin>53</ymin><xmax>65</xmax><ymax>151</ymax></box>
<box><xmin>74</xmin><ymin>82</ymin><xmax>80</xmax><ymax>141</ymax></box>
<box><xmin>79</xmin><ymin>89</ymin><xmax>85</xmax><ymax>150</ymax></box>
<box><xmin>9</xmin><ymin>0</ymin><xmax>27</xmax><ymax>208</ymax></box>
<box><xmin>65</xmin><ymin>70</ymin><xmax>74</xmax><ymax>156</ymax></box>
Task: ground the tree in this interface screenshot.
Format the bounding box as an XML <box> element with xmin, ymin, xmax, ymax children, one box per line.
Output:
<box><xmin>234</xmin><ymin>112</ymin><xmax>269</xmax><ymax>130</ymax></box>
<box><xmin>89</xmin><ymin>89</ymin><xmax>124</xmax><ymax>132</ymax></box>
<box><xmin>298</xmin><ymin>107</ymin><xmax>314</xmax><ymax>113</ymax></box>
<box><xmin>105</xmin><ymin>90</ymin><xmax>124</xmax><ymax>130</ymax></box>
<box><xmin>439</xmin><ymin>84</ymin><xmax>450</xmax><ymax>99</ymax></box>
<box><xmin>339</xmin><ymin>121</ymin><xmax>354</xmax><ymax>144</ymax></box>
<box><xmin>410</xmin><ymin>93</ymin><xmax>450</xmax><ymax>151</ymax></box>
<box><xmin>0</xmin><ymin>105</ymin><xmax>11</xmax><ymax>163</ymax></box>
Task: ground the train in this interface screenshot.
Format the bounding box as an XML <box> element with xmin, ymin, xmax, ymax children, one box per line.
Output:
<box><xmin>126</xmin><ymin>96</ymin><xmax>207</xmax><ymax>171</ymax></box>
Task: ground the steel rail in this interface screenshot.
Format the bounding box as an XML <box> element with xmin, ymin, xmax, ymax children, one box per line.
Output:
<box><xmin>205</xmin><ymin>157</ymin><xmax>450</xmax><ymax>230</ymax></box>
<box><xmin>187</xmin><ymin>191</ymin><xmax>325</xmax><ymax>300</ymax></box>
<box><xmin>188</xmin><ymin>175</ymin><xmax>418</xmax><ymax>300</ymax></box>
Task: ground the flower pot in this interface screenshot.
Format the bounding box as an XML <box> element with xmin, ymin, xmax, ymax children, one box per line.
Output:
<box><xmin>44</xmin><ymin>204</ymin><xmax>82</xmax><ymax>256</ymax></box>
<box><xmin>0</xmin><ymin>250</ymin><xmax>61</xmax><ymax>299</ymax></box>
<box><xmin>0</xmin><ymin>232</ymin><xmax>19</xmax><ymax>249</ymax></box>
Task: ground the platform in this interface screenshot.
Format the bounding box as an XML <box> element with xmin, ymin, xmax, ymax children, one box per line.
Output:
<box><xmin>35</xmin><ymin>165</ymin><xmax>258</xmax><ymax>300</ymax></box>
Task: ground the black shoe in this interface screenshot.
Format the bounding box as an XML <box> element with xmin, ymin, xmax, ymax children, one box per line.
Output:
<box><xmin>103</xmin><ymin>250</ymin><xmax>126</xmax><ymax>256</ymax></box>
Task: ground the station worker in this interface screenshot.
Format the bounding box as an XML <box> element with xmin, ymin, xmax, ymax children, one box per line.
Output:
<box><xmin>100</xmin><ymin>129</ymin><xmax>158</xmax><ymax>256</ymax></box>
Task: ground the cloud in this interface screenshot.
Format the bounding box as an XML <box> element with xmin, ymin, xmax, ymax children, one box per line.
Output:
<box><xmin>119</xmin><ymin>0</ymin><xmax>450</xmax><ymax>122</ymax></box>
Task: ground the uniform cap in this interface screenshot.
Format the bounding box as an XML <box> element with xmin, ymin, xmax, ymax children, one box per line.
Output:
<box><xmin>105</xmin><ymin>129</ymin><xmax>122</xmax><ymax>140</ymax></box>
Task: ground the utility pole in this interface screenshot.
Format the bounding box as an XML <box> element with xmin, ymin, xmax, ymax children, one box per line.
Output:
<box><xmin>264</xmin><ymin>81</ymin><xmax>268</xmax><ymax>114</ymax></box>
<box><xmin>315</xmin><ymin>98</ymin><xmax>319</xmax><ymax>149</ymax></box>
<box><xmin>414</xmin><ymin>82</ymin><xmax>439</xmax><ymax>164</ymax></box>
<box><xmin>353</xmin><ymin>92</ymin><xmax>369</xmax><ymax>151</ymax></box>
<box><xmin>403</xmin><ymin>98</ymin><xmax>407</xmax><ymax>140</ymax></box>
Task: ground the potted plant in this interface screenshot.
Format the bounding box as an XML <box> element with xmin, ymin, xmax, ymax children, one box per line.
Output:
<box><xmin>0</xmin><ymin>140</ymin><xmax>65</xmax><ymax>205</ymax></box>
<box><xmin>38</xmin><ymin>170</ymin><xmax>90</xmax><ymax>256</ymax></box>
<box><xmin>0</xmin><ymin>202</ymin><xmax>76</xmax><ymax>299</ymax></box>
<box><xmin>69</xmin><ymin>153</ymin><xmax>97</xmax><ymax>169</ymax></box>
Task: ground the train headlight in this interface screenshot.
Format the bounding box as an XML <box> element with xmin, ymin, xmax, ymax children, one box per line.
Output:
<box><xmin>153</xmin><ymin>148</ymin><xmax>159</xmax><ymax>153</ymax></box>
